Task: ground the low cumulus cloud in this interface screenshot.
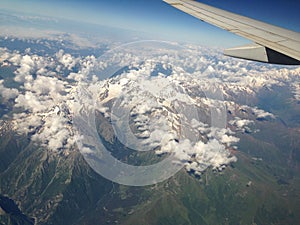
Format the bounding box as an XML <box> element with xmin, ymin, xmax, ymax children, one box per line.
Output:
<box><xmin>0</xmin><ymin>41</ymin><xmax>299</xmax><ymax>176</ymax></box>
<box><xmin>0</xmin><ymin>80</ymin><xmax>19</xmax><ymax>101</ymax></box>
<box><xmin>292</xmin><ymin>82</ymin><xmax>300</xmax><ymax>101</ymax></box>
<box><xmin>229</xmin><ymin>117</ymin><xmax>254</xmax><ymax>133</ymax></box>
<box><xmin>252</xmin><ymin>107</ymin><xmax>275</xmax><ymax>120</ymax></box>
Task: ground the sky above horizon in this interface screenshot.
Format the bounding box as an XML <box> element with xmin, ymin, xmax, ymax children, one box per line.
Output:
<box><xmin>1</xmin><ymin>0</ymin><xmax>300</xmax><ymax>47</ymax></box>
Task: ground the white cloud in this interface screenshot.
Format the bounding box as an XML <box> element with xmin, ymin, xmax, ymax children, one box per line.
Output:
<box><xmin>229</xmin><ymin>117</ymin><xmax>254</xmax><ymax>132</ymax></box>
<box><xmin>14</xmin><ymin>55</ymin><xmax>35</xmax><ymax>83</ymax></box>
<box><xmin>0</xmin><ymin>48</ymin><xmax>12</xmax><ymax>63</ymax></box>
<box><xmin>0</xmin><ymin>25</ymin><xmax>108</xmax><ymax>49</ymax></box>
<box><xmin>9</xmin><ymin>53</ymin><xmax>22</xmax><ymax>66</ymax></box>
<box><xmin>252</xmin><ymin>107</ymin><xmax>275</xmax><ymax>120</ymax></box>
<box><xmin>1</xmin><ymin>41</ymin><xmax>299</xmax><ymax>177</ymax></box>
<box><xmin>235</xmin><ymin>119</ymin><xmax>252</xmax><ymax>128</ymax></box>
<box><xmin>56</xmin><ymin>50</ymin><xmax>77</xmax><ymax>70</ymax></box>
<box><xmin>292</xmin><ymin>82</ymin><xmax>300</xmax><ymax>101</ymax></box>
<box><xmin>0</xmin><ymin>80</ymin><xmax>19</xmax><ymax>100</ymax></box>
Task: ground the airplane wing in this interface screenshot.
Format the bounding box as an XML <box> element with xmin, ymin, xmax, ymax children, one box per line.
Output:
<box><xmin>163</xmin><ymin>0</ymin><xmax>300</xmax><ymax>65</ymax></box>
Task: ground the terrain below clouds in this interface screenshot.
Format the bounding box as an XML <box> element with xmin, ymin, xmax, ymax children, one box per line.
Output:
<box><xmin>0</xmin><ymin>33</ymin><xmax>300</xmax><ymax>224</ymax></box>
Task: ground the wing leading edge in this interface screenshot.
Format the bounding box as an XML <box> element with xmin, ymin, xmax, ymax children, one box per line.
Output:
<box><xmin>163</xmin><ymin>0</ymin><xmax>300</xmax><ymax>65</ymax></box>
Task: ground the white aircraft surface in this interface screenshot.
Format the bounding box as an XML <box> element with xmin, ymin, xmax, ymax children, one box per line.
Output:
<box><xmin>163</xmin><ymin>0</ymin><xmax>300</xmax><ymax>65</ymax></box>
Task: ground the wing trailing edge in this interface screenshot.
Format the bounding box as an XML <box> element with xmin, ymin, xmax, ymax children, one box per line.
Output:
<box><xmin>224</xmin><ymin>44</ymin><xmax>300</xmax><ymax>65</ymax></box>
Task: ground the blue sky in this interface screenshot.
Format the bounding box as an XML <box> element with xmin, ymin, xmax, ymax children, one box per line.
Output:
<box><xmin>1</xmin><ymin>0</ymin><xmax>300</xmax><ymax>47</ymax></box>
